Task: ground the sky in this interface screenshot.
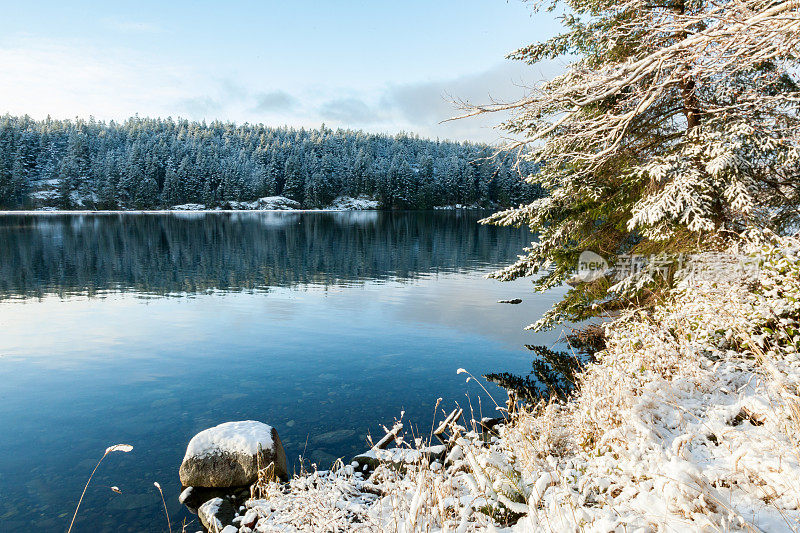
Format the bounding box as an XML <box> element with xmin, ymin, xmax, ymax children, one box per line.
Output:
<box><xmin>0</xmin><ymin>1</ymin><xmax>562</xmax><ymax>143</ymax></box>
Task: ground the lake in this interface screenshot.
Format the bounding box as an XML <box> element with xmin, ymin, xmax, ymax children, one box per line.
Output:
<box><xmin>0</xmin><ymin>210</ymin><xmax>565</xmax><ymax>532</ymax></box>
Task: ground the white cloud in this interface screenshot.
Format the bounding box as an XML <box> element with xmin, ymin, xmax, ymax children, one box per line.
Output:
<box><xmin>0</xmin><ymin>37</ymin><xmax>563</xmax><ymax>143</ymax></box>
<box><xmin>0</xmin><ymin>38</ymin><xmax>194</xmax><ymax>120</ymax></box>
<box><xmin>311</xmin><ymin>61</ymin><xmax>564</xmax><ymax>143</ymax></box>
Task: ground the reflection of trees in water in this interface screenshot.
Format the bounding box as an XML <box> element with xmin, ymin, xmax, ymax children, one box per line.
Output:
<box><xmin>485</xmin><ymin>325</ymin><xmax>606</xmax><ymax>402</ymax></box>
<box><xmin>0</xmin><ymin>211</ymin><xmax>531</xmax><ymax>300</ymax></box>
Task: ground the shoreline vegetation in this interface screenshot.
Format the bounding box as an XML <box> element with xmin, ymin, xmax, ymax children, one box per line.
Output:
<box><xmin>156</xmin><ymin>235</ymin><xmax>798</xmax><ymax>532</ymax></box>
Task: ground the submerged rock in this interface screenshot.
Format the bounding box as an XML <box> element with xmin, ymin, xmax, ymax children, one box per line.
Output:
<box><xmin>313</xmin><ymin>428</ymin><xmax>356</xmax><ymax>445</ymax></box>
<box><xmin>179</xmin><ymin>420</ymin><xmax>288</xmax><ymax>487</ymax></box>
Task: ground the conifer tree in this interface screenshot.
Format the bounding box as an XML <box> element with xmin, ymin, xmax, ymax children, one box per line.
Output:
<box><xmin>0</xmin><ymin>114</ymin><xmax>539</xmax><ymax>210</ymax></box>
<box><xmin>473</xmin><ymin>0</ymin><xmax>800</xmax><ymax>328</ymax></box>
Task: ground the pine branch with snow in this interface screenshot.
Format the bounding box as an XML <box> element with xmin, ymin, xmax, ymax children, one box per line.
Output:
<box><xmin>470</xmin><ymin>0</ymin><xmax>800</xmax><ymax>326</ymax></box>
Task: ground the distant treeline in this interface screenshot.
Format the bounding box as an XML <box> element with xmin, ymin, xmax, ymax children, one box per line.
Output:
<box><xmin>0</xmin><ymin>115</ymin><xmax>540</xmax><ymax>210</ymax></box>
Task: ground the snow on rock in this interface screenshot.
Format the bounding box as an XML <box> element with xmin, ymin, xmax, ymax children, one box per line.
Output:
<box><xmin>433</xmin><ymin>203</ymin><xmax>483</xmax><ymax>210</ymax></box>
<box><xmin>178</xmin><ymin>486</ymin><xmax>193</xmax><ymax>504</ymax></box>
<box><xmin>327</xmin><ymin>196</ymin><xmax>379</xmax><ymax>210</ymax></box>
<box><xmin>180</xmin><ymin>421</ymin><xmax>287</xmax><ymax>487</ymax></box>
<box><xmin>185</xmin><ymin>421</ymin><xmax>274</xmax><ymax>458</ymax></box>
<box><xmin>220</xmin><ymin>200</ymin><xmax>255</xmax><ymax>210</ymax></box>
<box><xmin>170</xmin><ymin>203</ymin><xmax>207</xmax><ymax>211</ymax></box>
<box><xmin>198</xmin><ymin>497</ymin><xmax>235</xmax><ymax>532</ymax></box>
<box><xmin>251</xmin><ymin>196</ymin><xmax>300</xmax><ymax>210</ymax></box>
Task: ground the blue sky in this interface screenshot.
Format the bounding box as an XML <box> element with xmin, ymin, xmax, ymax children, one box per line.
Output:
<box><xmin>0</xmin><ymin>1</ymin><xmax>561</xmax><ymax>142</ymax></box>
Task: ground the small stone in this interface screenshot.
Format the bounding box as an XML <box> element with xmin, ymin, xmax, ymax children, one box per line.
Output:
<box><xmin>198</xmin><ymin>498</ymin><xmax>235</xmax><ymax>532</ymax></box>
<box><xmin>178</xmin><ymin>486</ymin><xmax>232</xmax><ymax>514</ymax></box>
<box><xmin>242</xmin><ymin>509</ymin><xmax>259</xmax><ymax>529</ymax></box>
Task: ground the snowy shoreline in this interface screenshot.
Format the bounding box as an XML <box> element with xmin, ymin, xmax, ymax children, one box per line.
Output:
<box><xmin>0</xmin><ymin>209</ymin><xmax>384</xmax><ymax>215</ymax></box>
<box><xmin>2</xmin><ymin>195</ymin><xmax>494</xmax><ymax>216</ymax></box>
<box><xmin>190</xmin><ymin>235</ymin><xmax>800</xmax><ymax>532</ymax></box>
<box><xmin>0</xmin><ymin>207</ymin><xmax>491</xmax><ymax>216</ymax></box>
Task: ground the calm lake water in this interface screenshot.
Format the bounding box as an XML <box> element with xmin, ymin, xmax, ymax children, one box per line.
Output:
<box><xmin>0</xmin><ymin>211</ymin><xmax>565</xmax><ymax>532</ymax></box>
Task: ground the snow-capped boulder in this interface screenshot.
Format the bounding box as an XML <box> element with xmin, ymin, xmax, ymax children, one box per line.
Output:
<box><xmin>198</xmin><ymin>497</ymin><xmax>236</xmax><ymax>532</ymax></box>
<box><xmin>220</xmin><ymin>200</ymin><xmax>255</xmax><ymax>210</ymax></box>
<box><xmin>327</xmin><ymin>196</ymin><xmax>380</xmax><ymax>210</ymax></box>
<box><xmin>170</xmin><ymin>203</ymin><xmax>207</xmax><ymax>211</ymax></box>
<box><xmin>179</xmin><ymin>421</ymin><xmax>288</xmax><ymax>487</ymax></box>
<box><xmin>252</xmin><ymin>196</ymin><xmax>301</xmax><ymax>210</ymax></box>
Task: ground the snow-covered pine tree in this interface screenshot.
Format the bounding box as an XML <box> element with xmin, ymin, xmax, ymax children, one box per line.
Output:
<box><xmin>0</xmin><ymin>114</ymin><xmax>534</xmax><ymax>209</ymax></box>
<box><xmin>473</xmin><ymin>0</ymin><xmax>800</xmax><ymax>328</ymax></box>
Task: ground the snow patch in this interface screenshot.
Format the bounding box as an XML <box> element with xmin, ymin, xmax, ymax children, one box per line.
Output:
<box><xmin>184</xmin><ymin>421</ymin><xmax>275</xmax><ymax>460</ymax></box>
<box><xmin>178</xmin><ymin>486</ymin><xmax>193</xmax><ymax>504</ymax></box>
<box><xmin>327</xmin><ymin>196</ymin><xmax>379</xmax><ymax>210</ymax></box>
<box><xmin>433</xmin><ymin>203</ymin><xmax>483</xmax><ymax>210</ymax></box>
<box><xmin>251</xmin><ymin>196</ymin><xmax>301</xmax><ymax>210</ymax></box>
<box><xmin>30</xmin><ymin>190</ymin><xmax>60</xmax><ymax>200</ymax></box>
<box><xmin>170</xmin><ymin>203</ymin><xmax>207</xmax><ymax>211</ymax></box>
<box><xmin>198</xmin><ymin>498</ymin><xmax>224</xmax><ymax>531</ymax></box>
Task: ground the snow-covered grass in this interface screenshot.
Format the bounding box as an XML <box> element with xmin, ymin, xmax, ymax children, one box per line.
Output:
<box><xmin>234</xmin><ymin>234</ymin><xmax>800</xmax><ymax>532</ymax></box>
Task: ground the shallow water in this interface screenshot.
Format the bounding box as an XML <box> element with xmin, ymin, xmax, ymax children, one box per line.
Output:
<box><xmin>0</xmin><ymin>211</ymin><xmax>565</xmax><ymax>532</ymax></box>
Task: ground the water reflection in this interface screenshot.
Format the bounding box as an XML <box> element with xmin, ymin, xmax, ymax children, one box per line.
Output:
<box><xmin>0</xmin><ymin>211</ymin><xmax>562</xmax><ymax>532</ymax></box>
<box><xmin>485</xmin><ymin>325</ymin><xmax>604</xmax><ymax>402</ymax></box>
<box><xmin>0</xmin><ymin>211</ymin><xmax>528</xmax><ymax>299</ymax></box>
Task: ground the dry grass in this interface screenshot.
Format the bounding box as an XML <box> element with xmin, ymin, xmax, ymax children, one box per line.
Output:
<box><xmin>236</xmin><ymin>237</ymin><xmax>800</xmax><ymax>532</ymax></box>
<box><xmin>67</xmin><ymin>444</ymin><xmax>133</xmax><ymax>533</ymax></box>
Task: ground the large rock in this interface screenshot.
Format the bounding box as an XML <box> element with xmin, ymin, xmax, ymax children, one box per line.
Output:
<box><xmin>253</xmin><ymin>196</ymin><xmax>300</xmax><ymax>210</ymax></box>
<box><xmin>327</xmin><ymin>196</ymin><xmax>379</xmax><ymax>210</ymax></box>
<box><xmin>179</xmin><ymin>421</ymin><xmax>288</xmax><ymax>487</ymax></box>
